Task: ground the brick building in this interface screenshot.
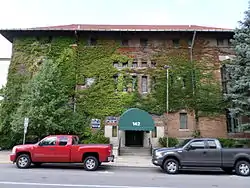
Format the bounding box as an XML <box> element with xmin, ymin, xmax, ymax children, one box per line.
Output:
<box><xmin>1</xmin><ymin>24</ymin><xmax>245</xmax><ymax>150</ymax></box>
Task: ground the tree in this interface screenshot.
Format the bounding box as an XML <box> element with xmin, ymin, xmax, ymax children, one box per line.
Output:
<box><xmin>224</xmin><ymin>2</ymin><xmax>250</xmax><ymax>131</ymax></box>
<box><xmin>10</xmin><ymin>48</ymin><xmax>89</xmax><ymax>142</ymax></box>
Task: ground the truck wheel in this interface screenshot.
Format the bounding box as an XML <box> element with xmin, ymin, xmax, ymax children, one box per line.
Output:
<box><xmin>235</xmin><ymin>160</ymin><xmax>250</xmax><ymax>176</ymax></box>
<box><xmin>163</xmin><ymin>158</ymin><xmax>179</xmax><ymax>174</ymax></box>
<box><xmin>83</xmin><ymin>156</ymin><xmax>98</xmax><ymax>171</ymax></box>
<box><xmin>16</xmin><ymin>154</ymin><xmax>31</xmax><ymax>169</ymax></box>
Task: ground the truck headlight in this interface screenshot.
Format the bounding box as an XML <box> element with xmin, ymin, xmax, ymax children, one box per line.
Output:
<box><xmin>155</xmin><ymin>151</ymin><xmax>164</xmax><ymax>158</ymax></box>
<box><xmin>12</xmin><ymin>146</ymin><xmax>17</xmax><ymax>154</ymax></box>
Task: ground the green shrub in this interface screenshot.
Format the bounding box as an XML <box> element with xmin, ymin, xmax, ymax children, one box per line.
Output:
<box><xmin>82</xmin><ymin>130</ymin><xmax>110</xmax><ymax>144</ymax></box>
<box><xmin>159</xmin><ymin>137</ymin><xmax>179</xmax><ymax>147</ymax></box>
<box><xmin>218</xmin><ymin>138</ymin><xmax>236</xmax><ymax>148</ymax></box>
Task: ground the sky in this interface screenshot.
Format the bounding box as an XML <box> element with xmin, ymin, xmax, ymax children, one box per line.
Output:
<box><xmin>0</xmin><ymin>0</ymin><xmax>249</xmax><ymax>88</ymax></box>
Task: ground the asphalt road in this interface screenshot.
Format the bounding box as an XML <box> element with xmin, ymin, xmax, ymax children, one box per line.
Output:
<box><xmin>0</xmin><ymin>164</ymin><xmax>249</xmax><ymax>188</ymax></box>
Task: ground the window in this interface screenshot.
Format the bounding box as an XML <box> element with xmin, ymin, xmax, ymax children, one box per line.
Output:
<box><xmin>59</xmin><ymin>136</ymin><xmax>68</xmax><ymax>146</ymax></box>
<box><xmin>220</xmin><ymin>65</ymin><xmax>229</xmax><ymax>93</ymax></box>
<box><xmin>122</xmin><ymin>62</ymin><xmax>128</xmax><ymax>68</ymax></box>
<box><xmin>121</xmin><ymin>39</ymin><xmax>129</xmax><ymax>46</ymax></box>
<box><xmin>86</xmin><ymin>78</ymin><xmax>95</xmax><ymax>86</ymax></box>
<box><xmin>113</xmin><ymin>62</ymin><xmax>119</xmax><ymax>68</ymax></box>
<box><xmin>141</xmin><ymin>76</ymin><xmax>148</xmax><ymax>93</ymax></box>
<box><xmin>88</xmin><ymin>37</ymin><xmax>97</xmax><ymax>46</ymax></box>
<box><xmin>132</xmin><ymin>75</ymin><xmax>137</xmax><ymax>91</ymax></box>
<box><xmin>141</xmin><ymin>62</ymin><xmax>148</xmax><ymax>67</ymax></box>
<box><xmin>40</xmin><ymin>137</ymin><xmax>57</xmax><ymax>146</ymax></box>
<box><xmin>173</xmin><ymin>39</ymin><xmax>180</xmax><ymax>48</ymax></box>
<box><xmin>151</xmin><ymin>62</ymin><xmax>156</xmax><ymax>67</ymax></box>
<box><xmin>132</xmin><ymin>62</ymin><xmax>138</xmax><ymax>68</ymax></box>
<box><xmin>217</xmin><ymin>38</ymin><xmax>224</xmax><ymax>46</ymax></box>
<box><xmin>189</xmin><ymin>140</ymin><xmax>205</xmax><ymax>149</ymax></box>
<box><xmin>140</xmin><ymin>38</ymin><xmax>148</xmax><ymax>47</ymax></box>
<box><xmin>207</xmin><ymin>140</ymin><xmax>217</xmax><ymax>149</ymax></box>
<box><xmin>112</xmin><ymin>126</ymin><xmax>117</xmax><ymax>137</ymax></box>
<box><xmin>152</xmin><ymin>127</ymin><xmax>157</xmax><ymax>138</ymax></box>
<box><xmin>151</xmin><ymin>76</ymin><xmax>156</xmax><ymax>90</ymax></box>
<box><xmin>179</xmin><ymin>113</ymin><xmax>187</xmax><ymax>129</ymax></box>
<box><xmin>188</xmin><ymin>38</ymin><xmax>192</xmax><ymax>47</ymax></box>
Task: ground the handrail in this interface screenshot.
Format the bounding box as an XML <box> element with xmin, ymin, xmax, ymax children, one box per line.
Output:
<box><xmin>118</xmin><ymin>137</ymin><xmax>121</xmax><ymax>156</ymax></box>
<box><xmin>148</xmin><ymin>138</ymin><xmax>153</xmax><ymax>155</ymax></box>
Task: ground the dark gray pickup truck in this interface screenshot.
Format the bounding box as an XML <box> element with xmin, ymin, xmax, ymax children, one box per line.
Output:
<box><xmin>152</xmin><ymin>138</ymin><xmax>250</xmax><ymax>176</ymax></box>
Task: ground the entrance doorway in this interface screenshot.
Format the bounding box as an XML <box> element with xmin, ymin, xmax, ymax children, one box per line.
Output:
<box><xmin>125</xmin><ymin>131</ymin><xmax>144</xmax><ymax>147</ymax></box>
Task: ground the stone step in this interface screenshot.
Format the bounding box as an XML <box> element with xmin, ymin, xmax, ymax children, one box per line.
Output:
<box><xmin>120</xmin><ymin>147</ymin><xmax>151</xmax><ymax>156</ymax></box>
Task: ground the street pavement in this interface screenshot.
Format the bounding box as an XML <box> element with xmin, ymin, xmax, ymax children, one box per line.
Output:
<box><xmin>0</xmin><ymin>163</ymin><xmax>249</xmax><ymax>188</ymax></box>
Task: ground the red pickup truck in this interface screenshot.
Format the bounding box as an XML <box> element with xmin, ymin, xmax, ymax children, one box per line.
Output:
<box><xmin>10</xmin><ymin>135</ymin><xmax>114</xmax><ymax>171</ymax></box>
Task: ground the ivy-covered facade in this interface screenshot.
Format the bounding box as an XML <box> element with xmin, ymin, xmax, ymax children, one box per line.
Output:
<box><xmin>0</xmin><ymin>24</ymin><xmax>240</xmax><ymax>148</ymax></box>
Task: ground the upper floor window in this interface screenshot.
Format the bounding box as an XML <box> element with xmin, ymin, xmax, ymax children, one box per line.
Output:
<box><xmin>173</xmin><ymin>39</ymin><xmax>180</xmax><ymax>48</ymax></box>
<box><xmin>141</xmin><ymin>76</ymin><xmax>148</xmax><ymax>93</ymax></box>
<box><xmin>132</xmin><ymin>62</ymin><xmax>138</xmax><ymax>68</ymax></box>
<box><xmin>121</xmin><ymin>39</ymin><xmax>129</xmax><ymax>46</ymax></box>
<box><xmin>217</xmin><ymin>38</ymin><xmax>224</xmax><ymax>46</ymax></box>
<box><xmin>88</xmin><ymin>37</ymin><xmax>97</xmax><ymax>46</ymax></box>
<box><xmin>151</xmin><ymin>62</ymin><xmax>156</xmax><ymax>67</ymax></box>
<box><xmin>122</xmin><ymin>62</ymin><xmax>128</xmax><ymax>68</ymax></box>
<box><xmin>140</xmin><ymin>38</ymin><xmax>148</xmax><ymax>47</ymax></box>
<box><xmin>141</xmin><ymin>62</ymin><xmax>148</xmax><ymax>67</ymax></box>
<box><xmin>113</xmin><ymin>62</ymin><xmax>119</xmax><ymax>68</ymax></box>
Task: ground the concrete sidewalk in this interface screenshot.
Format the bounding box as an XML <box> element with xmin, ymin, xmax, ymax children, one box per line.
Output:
<box><xmin>0</xmin><ymin>151</ymin><xmax>154</xmax><ymax>168</ymax></box>
<box><xmin>0</xmin><ymin>151</ymin><xmax>11</xmax><ymax>164</ymax></box>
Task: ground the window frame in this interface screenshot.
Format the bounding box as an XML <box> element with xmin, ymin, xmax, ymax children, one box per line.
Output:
<box><xmin>179</xmin><ymin>112</ymin><xmax>188</xmax><ymax>129</ymax></box>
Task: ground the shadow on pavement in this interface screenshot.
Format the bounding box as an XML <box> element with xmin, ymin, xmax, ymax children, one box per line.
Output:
<box><xmin>25</xmin><ymin>163</ymin><xmax>235</xmax><ymax>176</ymax></box>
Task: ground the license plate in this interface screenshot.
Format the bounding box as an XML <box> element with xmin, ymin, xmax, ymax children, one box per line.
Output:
<box><xmin>108</xmin><ymin>156</ymin><xmax>114</xmax><ymax>161</ymax></box>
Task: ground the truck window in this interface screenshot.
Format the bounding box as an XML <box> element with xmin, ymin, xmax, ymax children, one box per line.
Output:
<box><xmin>207</xmin><ymin>140</ymin><xmax>217</xmax><ymax>149</ymax></box>
<box><xmin>58</xmin><ymin>136</ymin><xmax>69</xmax><ymax>146</ymax></box>
<box><xmin>189</xmin><ymin>140</ymin><xmax>205</xmax><ymax>149</ymax></box>
<box><xmin>40</xmin><ymin>137</ymin><xmax>57</xmax><ymax>146</ymax></box>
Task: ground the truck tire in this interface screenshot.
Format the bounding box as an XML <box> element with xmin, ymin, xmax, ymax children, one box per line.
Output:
<box><xmin>16</xmin><ymin>154</ymin><xmax>31</xmax><ymax>169</ymax></box>
<box><xmin>163</xmin><ymin>158</ymin><xmax>179</xmax><ymax>174</ymax></box>
<box><xmin>235</xmin><ymin>160</ymin><xmax>250</xmax><ymax>176</ymax></box>
<box><xmin>83</xmin><ymin>156</ymin><xmax>99</xmax><ymax>171</ymax></box>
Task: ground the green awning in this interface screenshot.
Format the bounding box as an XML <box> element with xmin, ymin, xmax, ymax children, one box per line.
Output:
<box><xmin>118</xmin><ymin>108</ymin><xmax>155</xmax><ymax>131</ymax></box>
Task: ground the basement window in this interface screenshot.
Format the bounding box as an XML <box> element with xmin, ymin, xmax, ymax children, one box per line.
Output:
<box><xmin>112</xmin><ymin>126</ymin><xmax>117</xmax><ymax>137</ymax></box>
<box><xmin>179</xmin><ymin>113</ymin><xmax>188</xmax><ymax>129</ymax></box>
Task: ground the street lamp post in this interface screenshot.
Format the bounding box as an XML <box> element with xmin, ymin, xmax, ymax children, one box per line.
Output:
<box><xmin>164</xmin><ymin>65</ymin><xmax>170</xmax><ymax>147</ymax></box>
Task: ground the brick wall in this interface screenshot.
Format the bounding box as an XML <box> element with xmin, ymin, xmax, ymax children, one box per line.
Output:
<box><xmin>199</xmin><ymin>115</ymin><xmax>227</xmax><ymax>138</ymax></box>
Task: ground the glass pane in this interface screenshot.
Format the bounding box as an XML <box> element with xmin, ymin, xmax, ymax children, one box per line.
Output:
<box><xmin>180</xmin><ymin>113</ymin><xmax>187</xmax><ymax>129</ymax></box>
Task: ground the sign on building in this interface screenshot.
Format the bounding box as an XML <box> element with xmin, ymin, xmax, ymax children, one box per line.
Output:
<box><xmin>91</xmin><ymin>119</ymin><xmax>101</xmax><ymax>128</ymax></box>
